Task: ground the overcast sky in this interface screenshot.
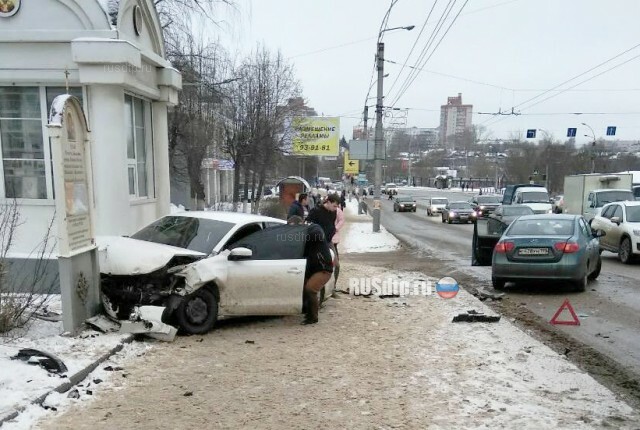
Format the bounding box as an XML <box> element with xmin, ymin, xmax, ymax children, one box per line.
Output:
<box><xmin>213</xmin><ymin>0</ymin><xmax>640</xmax><ymax>145</ymax></box>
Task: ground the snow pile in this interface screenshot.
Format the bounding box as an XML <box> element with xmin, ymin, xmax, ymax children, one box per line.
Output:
<box><xmin>341</xmin><ymin>197</ymin><xmax>401</xmax><ymax>253</ymax></box>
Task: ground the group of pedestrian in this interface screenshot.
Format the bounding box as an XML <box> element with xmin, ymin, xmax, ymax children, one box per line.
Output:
<box><xmin>287</xmin><ymin>192</ymin><xmax>344</xmax><ymax>325</ymax></box>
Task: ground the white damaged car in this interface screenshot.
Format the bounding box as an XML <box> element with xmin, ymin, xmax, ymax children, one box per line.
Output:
<box><xmin>98</xmin><ymin>212</ymin><xmax>336</xmax><ymax>334</ymax></box>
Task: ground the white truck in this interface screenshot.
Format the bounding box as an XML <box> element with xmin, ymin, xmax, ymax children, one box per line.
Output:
<box><xmin>563</xmin><ymin>173</ymin><xmax>634</xmax><ymax>222</ymax></box>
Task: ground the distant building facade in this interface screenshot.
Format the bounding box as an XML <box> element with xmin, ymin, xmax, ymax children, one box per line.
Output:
<box><xmin>439</xmin><ymin>93</ymin><xmax>473</xmax><ymax>148</ymax></box>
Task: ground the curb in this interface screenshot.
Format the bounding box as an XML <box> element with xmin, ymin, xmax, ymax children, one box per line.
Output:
<box><xmin>0</xmin><ymin>334</ymin><xmax>135</xmax><ymax>426</ymax></box>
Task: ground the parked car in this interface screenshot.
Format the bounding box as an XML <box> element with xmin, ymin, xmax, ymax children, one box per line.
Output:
<box><xmin>488</xmin><ymin>205</ymin><xmax>534</xmax><ymax>233</ymax></box>
<box><xmin>393</xmin><ymin>196</ymin><xmax>417</xmax><ymax>212</ymax></box>
<box><xmin>590</xmin><ymin>201</ymin><xmax>640</xmax><ymax>264</ymax></box>
<box><xmin>491</xmin><ymin>214</ymin><xmax>604</xmax><ymax>291</ymax></box>
<box><xmin>470</xmin><ymin>195</ymin><xmax>502</xmax><ymax>217</ymax></box>
<box><xmin>98</xmin><ymin>212</ymin><xmax>336</xmax><ymax>334</ymax></box>
<box><xmin>384</xmin><ymin>183</ymin><xmax>398</xmax><ymax>195</ymax></box>
<box><xmin>426</xmin><ymin>197</ymin><xmax>449</xmax><ymax>216</ymax></box>
<box><xmin>441</xmin><ymin>201</ymin><xmax>477</xmax><ymax>224</ymax></box>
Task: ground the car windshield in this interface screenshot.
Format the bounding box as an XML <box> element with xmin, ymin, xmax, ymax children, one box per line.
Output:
<box><xmin>477</xmin><ymin>196</ymin><xmax>501</xmax><ymax>204</ymax></box>
<box><xmin>597</xmin><ymin>191</ymin><xmax>634</xmax><ymax>207</ymax></box>
<box><xmin>508</xmin><ymin>219</ymin><xmax>575</xmax><ymax>236</ymax></box>
<box><xmin>432</xmin><ymin>199</ymin><xmax>448</xmax><ymax>205</ymax></box>
<box><xmin>521</xmin><ymin>191</ymin><xmax>550</xmax><ymax>203</ymax></box>
<box><xmin>502</xmin><ymin>206</ymin><xmax>534</xmax><ymax>216</ymax></box>
<box><xmin>450</xmin><ymin>203</ymin><xmax>472</xmax><ymax>210</ymax></box>
<box><xmin>131</xmin><ymin>216</ymin><xmax>235</xmax><ymax>254</ymax></box>
<box><xmin>627</xmin><ymin>206</ymin><xmax>640</xmax><ymax>222</ymax></box>
<box><xmin>397</xmin><ymin>197</ymin><xmax>414</xmax><ymax>202</ymax></box>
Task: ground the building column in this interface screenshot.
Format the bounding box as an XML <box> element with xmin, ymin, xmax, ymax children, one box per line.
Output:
<box><xmin>152</xmin><ymin>101</ymin><xmax>171</xmax><ymax>218</ymax></box>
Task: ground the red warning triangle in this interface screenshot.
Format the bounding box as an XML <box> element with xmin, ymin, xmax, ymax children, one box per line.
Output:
<box><xmin>550</xmin><ymin>299</ymin><xmax>580</xmax><ymax>326</ymax></box>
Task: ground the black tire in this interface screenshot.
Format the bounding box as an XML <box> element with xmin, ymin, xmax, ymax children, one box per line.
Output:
<box><xmin>588</xmin><ymin>256</ymin><xmax>602</xmax><ymax>280</ymax></box>
<box><xmin>176</xmin><ymin>287</ymin><xmax>218</xmax><ymax>335</ymax></box>
<box><xmin>619</xmin><ymin>237</ymin><xmax>633</xmax><ymax>264</ymax></box>
<box><xmin>573</xmin><ymin>273</ymin><xmax>587</xmax><ymax>292</ymax></box>
<box><xmin>492</xmin><ymin>277</ymin><xmax>506</xmax><ymax>290</ymax></box>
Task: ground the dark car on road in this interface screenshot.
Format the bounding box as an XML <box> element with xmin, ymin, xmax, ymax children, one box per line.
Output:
<box><xmin>471</xmin><ymin>195</ymin><xmax>502</xmax><ymax>217</ymax></box>
<box><xmin>487</xmin><ymin>205</ymin><xmax>534</xmax><ymax>233</ymax></box>
<box><xmin>393</xmin><ymin>196</ymin><xmax>417</xmax><ymax>212</ymax></box>
<box><xmin>491</xmin><ymin>214</ymin><xmax>604</xmax><ymax>291</ymax></box>
<box><xmin>442</xmin><ymin>201</ymin><xmax>477</xmax><ymax>224</ymax></box>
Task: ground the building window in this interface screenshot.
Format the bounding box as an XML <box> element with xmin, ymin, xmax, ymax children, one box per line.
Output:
<box><xmin>0</xmin><ymin>86</ymin><xmax>83</xmax><ymax>200</ymax></box>
<box><xmin>124</xmin><ymin>94</ymin><xmax>153</xmax><ymax>198</ymax></box>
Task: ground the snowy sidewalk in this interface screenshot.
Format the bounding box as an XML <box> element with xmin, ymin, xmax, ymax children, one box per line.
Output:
<box><xmin>2</xmin><ymin>200</ymin><xmax>639</xmax><ymax>428</ymax></box>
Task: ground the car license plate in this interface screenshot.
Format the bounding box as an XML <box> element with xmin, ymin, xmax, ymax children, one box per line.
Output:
<box><xmin>518</xmin><ymin>248</ymin><xmax>549</xmax><ymax>256</ymax></box>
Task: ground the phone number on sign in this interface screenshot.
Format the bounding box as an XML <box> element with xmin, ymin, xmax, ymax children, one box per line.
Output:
<box><xmin>297</xmin><ymin>144</ymin><xmax>331</xmax><ymax>151</ymax></box>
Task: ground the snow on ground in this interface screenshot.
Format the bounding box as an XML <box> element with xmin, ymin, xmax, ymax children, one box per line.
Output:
<box><xmin>1</xmin><ymin>198</ymin><xmax>638</xmax><ymax>428</ymax></box>
<box><xmin>0</xmin><ymin>296</ymin><xmax>142</xmax><ymax>427</ymax></box>
<box><xmin>341</xmin><ymin>197</ymin><xmax>401</xmax><ymax>253</ymax></box>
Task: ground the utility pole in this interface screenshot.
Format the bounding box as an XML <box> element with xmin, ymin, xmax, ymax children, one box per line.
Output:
<box><xmin>373</xmin><ymin>42</ymin><xmax>384</xmax><ymax>232</ymax></box>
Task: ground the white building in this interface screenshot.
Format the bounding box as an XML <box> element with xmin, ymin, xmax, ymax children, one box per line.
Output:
<box><xmin>0</xmin><ymin>0</ymin><xmax>181</xmax><ymax>267</ymax></box>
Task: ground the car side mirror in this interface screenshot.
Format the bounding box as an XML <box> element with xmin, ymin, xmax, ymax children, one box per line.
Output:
<box><xmin>228</xmin><ymin>247</ymin><xmax>253</xmax><ymax>261</ymax></box>
<box><xmin>610</xmin><ymin>216</ymin><xmax>621</xmax><ymax>225</ymax></box>
<box><xmin>592</xmin><ymin>229</ymin><xmax>606</xmax><ymax>238</ymax></box>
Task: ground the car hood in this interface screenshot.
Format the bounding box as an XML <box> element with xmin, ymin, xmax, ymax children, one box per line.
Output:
<box><xmin>450</xmin><ymin>208</ymin><xmax>475</xmax><ymax>213</ymax></box>
<box><xmin>97</xmin><ymin>236</ymin><xmax>207</xmax><ymax>276</ymax></box>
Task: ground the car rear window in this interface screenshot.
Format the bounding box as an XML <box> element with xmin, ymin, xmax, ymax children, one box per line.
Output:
<box><xmin>131</xmin><ymin>216</ymin><xmax>234</xmax><ymax>254</ymax></box>
<box><xmin>502</xmin><ymin>206</ymin><xmax>534</xmax><ymax>216</ymax></box>
<box><xmin>508</xmin><ymin>219</ymin><xmax>575</xmax><ymax>236</ymax></box>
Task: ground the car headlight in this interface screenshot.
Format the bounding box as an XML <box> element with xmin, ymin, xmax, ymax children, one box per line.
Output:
<box><xmin>547</xmin><ymin>210</ymin><xmax>553</xmax><ymax>214</ymax></box>
<box><xmin>633</xmin><ymin>229</ymin><xmax>640</xmax><ymax>236</ymax></box>
<box><xmin>480</xmin><ymin>206</ymin><xmax>485</xmax><ymax>210</ymax></box>
<box><xmin>471</xmin><ymin>211</ymin><xmax>477</xmax><ymax>217</ymax></box>
<box><xmin>450</xmin><ymin>211</ymin><xmax>456</xmax><ymax>216</ymax></box>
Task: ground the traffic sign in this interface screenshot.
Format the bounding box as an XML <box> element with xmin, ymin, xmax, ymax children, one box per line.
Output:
<box><xmin>606</xmin><ymin>126</ymin><xmax>617</xmax><ymax>136</ymax></box>
<box><xmin>550</xmin><ymin>299</ymin><xmax>580</xmax><ymax>326</ymax></box>
<box><xmin>567</xmin><ymin>128</ymin><xmax>577</xmax><ymax>137</ymax></box>
<box><xmin>343</xmin><ymin>151</ymin><xmax>359</xmax><ymax>174</ymax></box>
<box><xmin>526</xmin><ymin>129</ymin><xmax>536</xmax><ymax>139</ymax></box>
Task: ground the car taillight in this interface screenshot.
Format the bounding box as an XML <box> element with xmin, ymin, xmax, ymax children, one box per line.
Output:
<box><xmin>495</xmin><ymin>241</ymin><xmax>515</xmax><ymax>253</ymax></box>
<box><xmin>554</xmin><ymin>241</ymin><xmax>580</xmax><ymax>253</ymax></box>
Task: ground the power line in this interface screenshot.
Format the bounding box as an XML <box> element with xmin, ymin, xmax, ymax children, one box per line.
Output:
<box><xmin>385</xmin><ymin>0</ymin><xmax>440</xmax><ymax>98</ymax></box>
<box><xmin>389</xmin><ymin>0</ymin><xmax>470</xmax><ymax>107</ymax></box>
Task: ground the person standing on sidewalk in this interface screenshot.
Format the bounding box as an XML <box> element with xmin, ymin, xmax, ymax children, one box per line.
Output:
<box><xmin>301</xmin><ymin>224</ymin><xmax>333</xmax><ymax>325</ymax></box>
<box><xmin>307</xmin><ymin>194</ymin><xmax>340</xmax><ymax>295</ymax></box>
<box><xmin>288</xmin><ymin>193</ymin><xmax>309</xmax><ymax>221</ymax></box>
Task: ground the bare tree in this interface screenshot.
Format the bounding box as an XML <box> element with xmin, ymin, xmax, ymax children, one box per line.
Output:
<box><xmin>222</xmin><ymin>46</ymin><xmax>302</xmax><ymax>211</ymax></box>
<box><xmin>0</xmin><ymin>201</ymin><xmax>57</xmax><ymax>335</ymax></box>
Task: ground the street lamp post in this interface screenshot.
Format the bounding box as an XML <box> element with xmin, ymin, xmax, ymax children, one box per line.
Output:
<box><xmin>372</xmin><ymin>25</ymin><xmax>414</xmax><ymax>232</ymax></box>
<box><xmin>581</xmin><ymin>122</ymin><xmax>596</xmax><ymax>173</ymax></box>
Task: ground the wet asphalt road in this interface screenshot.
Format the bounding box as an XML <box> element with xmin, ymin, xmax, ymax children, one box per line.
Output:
<box><xmin>372</xmin><ymin>187</ymin><xmax>640</xmax><ymax>377</ymax></box>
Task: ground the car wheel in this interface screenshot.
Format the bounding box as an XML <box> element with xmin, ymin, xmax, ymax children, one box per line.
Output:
<box><xmin>176</xmin><ymin>287</ymin><xmax>218</xmax><ymax>335</ymax></box>
<box><xmin>619</xmin><ymin>237</ymin><xmax>633</xmax><ymax>264</ymax></box>
<box><xmin>588</xmin><ymin>256</ymin><xmax>602</xmax><ymax>280</ymax></box>
<box><xmin>573</xmin><ymin>273</ymin><xmax>587</xmax><ymax>292</ymax></box>
<box><xmin>492</xmin><ymin>277</ymin><xmax>506</xmax><ymax>290</ymax></box>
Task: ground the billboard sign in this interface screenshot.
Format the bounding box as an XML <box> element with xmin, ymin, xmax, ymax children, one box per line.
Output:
<box><xmin>291</xmin><ymin>117</ymin><xmax>339</xmax><ymax>156</ymax></box>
